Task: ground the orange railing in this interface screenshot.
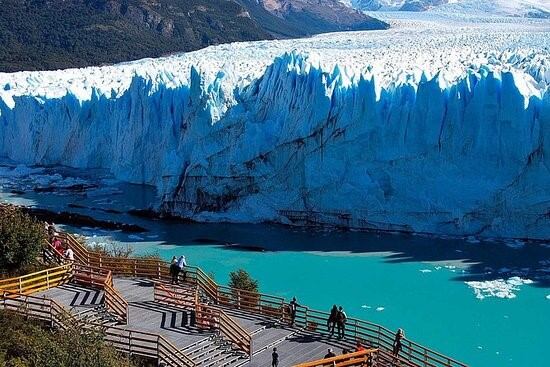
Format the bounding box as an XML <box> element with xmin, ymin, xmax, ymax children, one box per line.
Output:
<box><xmin>153</xmin><ymin>282</ymin><xmax>198</xmax><ymax>309</ymax></box>
<box><xmin>196</xmin><ymin>303</ymin><xmax>252</xmax><ymax>357</ymax></box>
<box><xmin>0</xmin><ymin>291</ymin><xmax>195</xmax><ymax>367</ymax></box>
<box><xmin>293</xmin><ymin>348</ymin><xmax>378</xmax><ymax>367</ymax></box>
<box><xmin>0</xmin><ymin>264</ymin><xmax>72</xmax><ymax>295</ymax></box>
<box><xmin>57</xmin><ymin>231</ymin><xmax>467</xmax><ymax>367</ymax></box>
<box><xmin>72</xmin><ymin>263</ymin><xmax>128</xmax><ymax>324</ymax></box>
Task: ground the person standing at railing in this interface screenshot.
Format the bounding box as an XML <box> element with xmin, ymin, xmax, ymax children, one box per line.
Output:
<box><xmin>176</xmin><ymin>255</ymin><xmax>187</xmax><ymax>284</ymax></box>
<box><xmin>327</xmin><ymin>304</ymin><xmax>338</xmax><ymax>336</ymax></box>
<box><xmin>336</xmin><ymin>306</ymin><xmax>347</xmax><ymax>339</ymax></box>
<box><xmin>393</xmin><ymin>328</ymin><xmax>405</xmax><ymax>357</ymax></box>
<box><xmin>272</xmin><ymin>347</ymin><xmax>279</xmax><ymax>367</ymax></box>
<box><xmin>170</xmin><ymin>256</ymin><xmax>178</xmax><ymax>284</ymax></box>
<box><xmin>288</xmin><ymin>297</ymin><xmax>298</xmax><ymax>327</ymax></box>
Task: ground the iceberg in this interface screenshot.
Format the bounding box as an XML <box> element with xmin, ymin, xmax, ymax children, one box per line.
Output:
<box><xmin>0</xmin><ymin>16</ymin><xmax>548</xmax><ymax>239</ymax></box>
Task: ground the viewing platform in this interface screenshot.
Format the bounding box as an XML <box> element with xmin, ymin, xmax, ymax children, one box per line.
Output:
<box><xmin>0</xmin><ymin>230</ymin><xmax>468</xmax><ymax>367</ymax></box>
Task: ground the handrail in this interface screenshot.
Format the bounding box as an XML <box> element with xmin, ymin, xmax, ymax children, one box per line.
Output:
<box><xmin>0</xmin><ymin>263</ymin><xmax>73</xmax><ymax>294</ymax></box>
<box><xmin>0</xmin><ymin>291</ymin><xmax>195</xmax><ymax>367</ymax></box>
<box><xmin>56</xmin><ymin>230</ymin><xmax>467</xmax><ymax>367</ymax></box>
<box><xmin>154</xmin><ymin>282</ymin><xmax>198</xmax><ymax>309</ymax></box>
<box><xmin>72</xmin><ymin>263</ymin><xmax>128</xmax><ymax>324</ymax></box>
<box><xmin>196</xmin><ymin>303</ymin><xmax>252</xmax><ymax>357</ymax></box>
<box><xmin>293</xmin><ymin>348</ymin><xmax>378</xmax><ymax>367</ymax></box>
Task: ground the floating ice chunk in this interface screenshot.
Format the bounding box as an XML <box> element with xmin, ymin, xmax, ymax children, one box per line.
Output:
<box><xmin>546</xmin><ymin>295</ymin><xmax>550</xmax><ymax>300</ymax></box>
<box><xmin>376</xmin><ymin>307</ymin><xmax>385</xmax><ymax>311</ymax></box>
<box><xmin>466</xmin><ymin>277</ymin><xmax>534</xmax><ymax>300</ymax></box>
<box><xmin>420</xmin><ymin>269</ymin><xmax>432</xmax><ymax>273</ymax></box>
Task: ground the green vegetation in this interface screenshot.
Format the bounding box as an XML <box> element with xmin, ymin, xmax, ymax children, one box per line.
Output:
<box><xmin>0</xmin><ymin>207</ymin><xmax>46</xmax><ymax>275</ymax></box>
<box><xmin>0</xmin><ymin>0</ymin><xmax>271</xmax><ymax>72</ymax></box>
<box><xmin>0</xmin><ymin>310</ymin><xmax>137</xmax><ymax>367</ymax></box>
<box><xmin>228</xmin><ymin>268</ymin><xmax>258</xmax><ymax>293</ymax></box>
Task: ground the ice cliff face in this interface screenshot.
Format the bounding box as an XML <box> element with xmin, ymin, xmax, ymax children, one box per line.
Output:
<box><xmin>0</xmin><ymin>17</ymin><xmax>549</xmax><ymax>239</ymax></box>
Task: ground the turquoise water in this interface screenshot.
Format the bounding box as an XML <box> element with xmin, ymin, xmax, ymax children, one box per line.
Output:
<box><xmin>0</xmin><ymin>169</ymin><xmax>548</xmax><ymax>367</ymax></box>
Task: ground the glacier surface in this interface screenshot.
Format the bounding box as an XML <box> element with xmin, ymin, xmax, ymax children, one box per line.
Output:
<box><xmin>0</xmin><ymin>15</ymin><xmax>549</xmax><ymax>239</ymax></box>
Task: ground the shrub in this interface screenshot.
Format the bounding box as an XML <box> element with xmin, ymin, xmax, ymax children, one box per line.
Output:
<box><xmin>0</xmin><ymin>311</ymin><xmax>137</xmax><ymax>367</ymax></box>
<box><xmin>228</xmin><ymin>269</ymin><xmax>258</xmax><ymax>293</ymax></box>
<box><xmin>0</xmin><ymin>207</ymin><xmax>46</xmax><ymax>274</ymax></box>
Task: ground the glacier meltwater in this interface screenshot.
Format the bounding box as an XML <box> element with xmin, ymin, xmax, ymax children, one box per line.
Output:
<box><xmin>0</xmin><ymin>16</ymin><xmax>549</xmax><ymax>239</ymax></box>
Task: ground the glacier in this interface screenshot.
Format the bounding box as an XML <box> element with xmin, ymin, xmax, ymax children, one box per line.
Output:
<box><xmin>0</xmin><ymin>16</ymin><xmax>549</xmax><ymax>239</ymax></box>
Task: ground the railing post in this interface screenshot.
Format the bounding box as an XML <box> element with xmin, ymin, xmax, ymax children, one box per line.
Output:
<box><xmin>46</xmin><ymin>269</ymin><xmax>50</xmax><ymax>289</ymax></box>
<box><xmin>18</xmin><ymin>277</ymin><xmax>22</xmax><ymax>293</ymax></box>
<box><xmin>128</xmin><ymin>330</ymin><xmax>132</xmax><ymax>356</ymax></box>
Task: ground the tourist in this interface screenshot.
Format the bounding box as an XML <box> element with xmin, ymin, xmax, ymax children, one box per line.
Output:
<box><xmin>52</xmin><ymin>237</ymin><xmax>64</xmax><ymax>254</ymax></box>
<box><xmin>324</xmin><ymin>348</ymin><xmax>336</xmax><ymax>359</ymax></box>
<box><xmin>342</xmin><ymin>348</ymin><xmax>350</xmax><ymax>354</ymax></box>
<box><xmin>327</xmin><ymin>304</ymin><xmax>338</xmax><ymax>336</ymax></box>
<box><xmin>176</xmin><ymin>255</ymin><xmax>187</xmax><ymax>283</ymax></box>
<box><xmin>393</xmin><ymin>328</ymin><xmax>405</xmax><ymax>357</ymax></box>
<box><xmin>336</xmin><ymin>306</ymin><xmax>347</xmax><ymax>339</ymax></box>
<box><xmin>63</xmin><ymin>245</ymin><xmax>74</xmax><ymax>262</ymax></box>
<box><xmin>355</xmin><ymin>340</ymin><xmax>366</xmax><ymax>352</ymax></box>
<box><xmin>169</xmin><ymin>256</ymin><xmax>178</xmax><ymax>284</ymax></box>
<box><xmin>272</xmin><ymin>347</ymin><xmax>279</xmax><ymax>367</ymax></box>
<box><xmin>288</xmin><ymin>297</ymin><xmax>298</xmax><ymax>326</ymax></box>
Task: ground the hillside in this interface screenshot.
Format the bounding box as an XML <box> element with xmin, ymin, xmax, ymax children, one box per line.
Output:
<box><xmin>0</xmin><ymin>0</ymin><xmax>387</xmax><ymax>72</ymax></box>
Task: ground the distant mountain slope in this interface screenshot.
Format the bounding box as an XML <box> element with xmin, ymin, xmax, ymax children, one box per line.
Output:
<box><xmin>0</xmin><ymin>0</ymin><xmax>387</xmax><ymax>72</ymax></box>
<box><xmin>351</xmin><ymin>0</ymin><xmax>549</xmax><ymax>17</ymax></box>
<box><xmin>244</xmin><ymin>0</ymin><xmax>388</xmax><ymax>36</ymax></box>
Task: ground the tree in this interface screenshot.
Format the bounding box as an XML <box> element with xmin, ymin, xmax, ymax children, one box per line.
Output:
<box><xmin>0</xmin><ymin>207</ymin><xmax>46</xmax><ymax>274</ymax></box>
<box><xmin>228</xmin><ymin>269</ymin><xmax>258</xmax><ymax>293</ymax></box>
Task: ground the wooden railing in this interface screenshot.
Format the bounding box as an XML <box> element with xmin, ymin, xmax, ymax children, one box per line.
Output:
<box><xmin>0</xmin><ymin>264</ymin><xmax>72</xmax><ymax>295</ymax></box>
<box><xmin>196</xmin><ymin>303</ymin><xmax>252</xmax><ymax>357</ymax></box>
<box><xmin>0</xmin><ymin>291</ymin><xmax>195</xmax><ymax>367</ymax></box>
<box><xmin>58</xmin><ymin>231</ymin><xmax>467</xmax><ymax>367</ymax></box>
<box><xmin>72</xmin><ymin>263</ymin><xmax>128</xmax><ymax>324</ymax></box>
<box><xmin>154</xmin><ymin>282</ymin><xmax>198</xmax><ymax>309</ymax></box>
<box><xmin>293</xmin><ymin>348</ymin><xmax>378</xmax><ymax>367</ymax></box>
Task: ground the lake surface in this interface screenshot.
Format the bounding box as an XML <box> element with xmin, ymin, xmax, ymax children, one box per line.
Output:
<box><xmin>0</xmin><ymin>164</ymin><xmax>548</xmax><ymax>367</ymax></box>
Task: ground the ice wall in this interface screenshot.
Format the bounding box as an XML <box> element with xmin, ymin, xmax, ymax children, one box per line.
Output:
<box><xmin>0</xmin><ymin>53</ymin><xmax>548</xmax><ymax>239</ymax></box>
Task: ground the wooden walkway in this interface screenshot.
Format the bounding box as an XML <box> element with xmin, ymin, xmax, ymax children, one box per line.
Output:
<box><xmin>39</xmin><ymin>277</ymin><xmax>353</xmax><ymax>367</ymax></box>
<box><xmin>0</xmin><ymin>224</ymin><xmax>467</xmax><ymax>367</ymax></box>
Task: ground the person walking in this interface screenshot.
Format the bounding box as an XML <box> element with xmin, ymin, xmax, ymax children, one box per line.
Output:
<box><xmin>393</xmin><ymin>328</ymin><xmax>405</xmax><ymax>357</ymax></box>
<box><xmin>271</xmin><ymin>347</ymin><xmax>279</xmax><ymax>367</ymax></box>
<box><xmin>336</xmin><ymin>306</ymin><xmax>347</xmax><ymax>339</ymax></box>
<box><xmin>355</xmin><ymin>340</ymin><xmax>366</xmax><ymax>352</ymax></box>
<box><xmin>170</xmin><ymin>256</ymin><xmax>178</xmax><ymax>284</ymax></box>
<box><xmin>63</xmin><ymin>245</ymin><xmax>74</xmax><ymax>262</ymax></box>
<box><xmin>176</xmin><ymin>255</ymin><xmax>187</xmax><ymax>284</ymax></box>
<box><xmin>288</xmin><ymin>297</ymin><xmax>298</xmax><ymax>327</ymax></box>
<box><xmin>327</xmin><ymin>304</ymin><xmax>338</xmax><ymax>336</ymax></box>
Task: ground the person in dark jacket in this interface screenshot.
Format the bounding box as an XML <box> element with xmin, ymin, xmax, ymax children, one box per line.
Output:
<box><xmin>324</xmin><ymin>348</ymin><xmax>336</xmax><ymax>359</ymax></box>
<box><xmin>169</xmin><ymin>256</ymin><xmax>178</xmax><ymax>284</ymax></box>
<box><xmin>336</xmin><ymin>306</ymin><xmax>347</xmax><ymax>339</ymax></box>
<box><xmin>393</xmin><ymin>328</ymin><xmax>405</xmax><ymax>357</ymax></box>
<box><xmin>272</xmin><ymin>347</ymin><xmax>279</xmax><ymax>367</ymax></box>
<box><xmin>288</xmin><ymin>297</ymin><xmax>298</xmax><ymax>326</ymax></box>
<box><xmin>327</xmin><ymin>304</ymin><xmax>338</xmax><ymax>336</ymax></box>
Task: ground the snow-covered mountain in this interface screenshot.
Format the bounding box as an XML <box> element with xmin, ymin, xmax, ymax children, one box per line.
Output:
<box><xmin>0</xmin><ymin>16</ymin><xmax>548</xmax><ymax>239</ymax></box>
<box><xmin>352</xmin><ymin>0</ymin><xmax>550</xmax><ymax>18</ymax></box>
